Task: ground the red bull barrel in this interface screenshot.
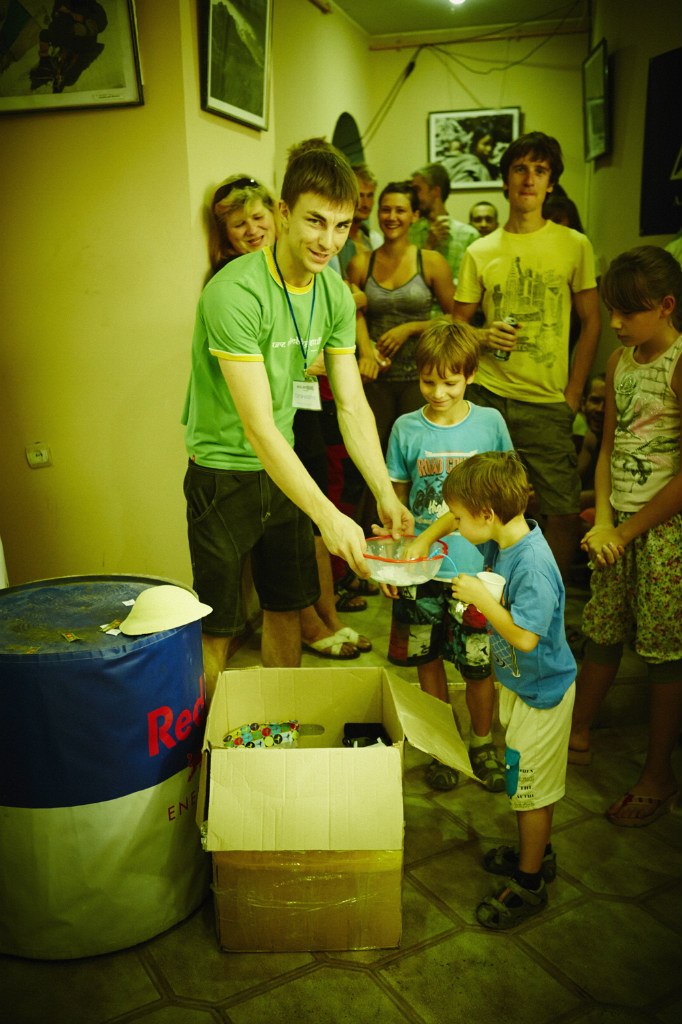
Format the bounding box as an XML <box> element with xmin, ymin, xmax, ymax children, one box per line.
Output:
<box><xmin>0</xmin><ymin>575</ymin><xmax>211</xmax><ymax>959</ymax></box>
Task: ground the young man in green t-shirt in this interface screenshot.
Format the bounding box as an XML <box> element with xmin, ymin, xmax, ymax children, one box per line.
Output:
<box><xmin>183</xmin><ymin>148</ymin><xmax>412</xmax><ymax>692</ymax></box>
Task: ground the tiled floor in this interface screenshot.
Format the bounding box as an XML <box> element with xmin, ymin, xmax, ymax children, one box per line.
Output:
<box><xmin>2</xmin><ymin>583</ymin><xmax>681</xmax><ymax>1024</ymax></box>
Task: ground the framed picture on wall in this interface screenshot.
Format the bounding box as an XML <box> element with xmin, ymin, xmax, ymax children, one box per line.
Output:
<box><xmin>582</xmin><ymin>39</ymin><xmax>611</xmax><ymax>161</ymax></box>
<box><xmin>428</xmin><ymin>107</ymin><xmax>521</xmax><ymax>190</ymax></box>
<box><xmin>0</xmin><ymin>1</ymin><xmax>143</xmax><ymax>114</ymax></box>
<box><xmin>639</xmin><ymin>46</ymin><xmax>682</xmax><ymax>235</ymax></box>
<box><xmin>200</xmin><ymin>0</ymin><xmax>272</xmax><ymax>131</ymax></box>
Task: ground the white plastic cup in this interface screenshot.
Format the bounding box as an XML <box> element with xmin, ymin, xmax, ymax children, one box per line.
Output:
<box><xmin>477</xmin><ymin>571</ymin><xmax>505</xmax><ymax>603</ymax></box>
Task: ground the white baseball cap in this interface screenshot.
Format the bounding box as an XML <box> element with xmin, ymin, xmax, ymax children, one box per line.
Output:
<box><xmin>119</xmin><ymin>585</ymin><xmax>212</xmax><ymax>635</ymax></box>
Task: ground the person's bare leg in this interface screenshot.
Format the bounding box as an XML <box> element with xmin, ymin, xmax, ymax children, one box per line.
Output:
<box><xmin>569</xmin><ymin>657</ymin><xmax>620</xmax><ymax>753</ymax></box>
<box><xmin>261</xmin><ymin>609</ymin><xmax>302</xmax><ymax>667</ymax></box>
<box><xmin>201</xmin><ymin>634</ymin><xmax>231</xmax><ymax>703</ymax></box>
<box><xmin>466</xmin><ymin>675</ymin><xmax>495</xmax><ymax>738</ymax></box>
<box><xmin>312</xmin><ymin>536</ymin><xmax>347</xmax><ymax>634</ymax></box>
<box><xmin>544</xmin><ymin>513</ymin><xmax>582</xmax><ymax>581</ymax></box>
<box><xmin>418</xmin><ymin>659</ymin><xmax>449</xmax><ymax>702</ymax></box>
<box><xmin>301</xmin><ymin>604</ymin><xmax>331</xmax><ymax>643</ymax></box>
<box><xmin>608</xmin><ymin>678</ymin><xmax>682</xmax><ymax>819</ymax></box>
<box><xmin>466</xmin><ymin>675</ymin><xmax>505</xmax><ymax>791</ymax></box>
<box><xmin>300</xmin><ymin>604</ymin><xmax>356</xmax><ymax>655</ymax></box>
<box><xmin>640</xmin><ymin>679</ymin><xmax>682</xmax><ymax>788</ymax></box>
<box><xmin>517</xmin><ymin>804</ymin><xmax>553</xmax><ymax>875</ymax></box>
<box><xmin>299</xmin><ymin>538</ymin><xmax>357</xmax><ymax>655</ymax></box>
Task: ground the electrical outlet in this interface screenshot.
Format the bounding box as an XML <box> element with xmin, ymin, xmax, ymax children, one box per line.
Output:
<box><xmin>25</xmin><ymin>443</ymin><xmax>52</xmax><ymax>469</ymax></box>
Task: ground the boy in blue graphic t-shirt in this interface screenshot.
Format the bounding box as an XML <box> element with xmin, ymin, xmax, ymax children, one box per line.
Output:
<box><xmin>384</xmin><ymin>319</ymin><xmax>512</xmax><ymax>792</ymax></box>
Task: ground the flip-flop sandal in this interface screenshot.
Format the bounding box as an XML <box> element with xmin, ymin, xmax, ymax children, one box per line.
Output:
<box><xmin>302</xmin><ymin>635</ymin><xmax>360</xmax><ymax>661</ymax></box>
<box><xmin>476</xmin><ymin>877</ymin><xmax>547</xmax><ymax>930</ymax></box>
<box><xmin>425</xmin><ymin>759</ymin><xmax>459</xmax><ymax>791</ymax></box>
<box><xmin>483</xmin><ymin>845</ymin><xmax>557</xmax><ymax>883</ymax></box>
<box><xmin>606</xmin><ymin>789</ymin><xmax>678</xmax><ymax>828</ymax></box>
<box><xmin>333</xmin><ymin>626</ymin><xmax>372</xmax><ymax>653</ymax></box>
<box><xmin>335</xmin><ymin>571</ymin><xmax>380</xmax><ymax>598</ymax></box>
<box><xmin>335</xmin><ymin>590</ymin><xmax>367</xmax><ymax>613</ymax></box>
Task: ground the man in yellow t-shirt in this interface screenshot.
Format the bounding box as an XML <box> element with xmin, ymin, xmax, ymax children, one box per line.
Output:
<box><xmin>454</xmin><ymin>132</ymin><xmax>601</xmax><ymax>579</ymax></box>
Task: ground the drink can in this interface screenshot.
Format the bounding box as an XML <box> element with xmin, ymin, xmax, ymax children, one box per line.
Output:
<box><xmin>494</xmin><ymin>315</ymin><xmax>518</xmax><ymax>361</ymax></box>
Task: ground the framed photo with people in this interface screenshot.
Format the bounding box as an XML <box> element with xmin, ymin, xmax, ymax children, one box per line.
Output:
<box><xmin>200</xmin><ymin>0</ymin><xmax>273</xmax><ymax>131</ymax></box>
<box><xmin>0</xmin><ymin>0</ymin><xmax>143</xmax><ymax>115</ymax></box>
<box><xmin>427</xmin><ymin>107</ymin><xmax>522</xmax><ymax>190</ymax></box>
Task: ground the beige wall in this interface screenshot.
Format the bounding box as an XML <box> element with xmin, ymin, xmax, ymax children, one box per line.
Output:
<box><xmin>362</xmin><ymin>32</ymin><xmax>587</xmax><ymax>228</ymax></box>
<box><xmin>583</xmin><ymin>0</ymin><xmax>681</xmax><ymax>370</ymax></box>
<box><xmin>1</xmin><ymin>0</ymin><xmax>680</xmax><ymax>587</ymax></box>
<box><xmin>587</xmin><ymin>0</ymin><xmax>680</xmax><ymax>259</ymax></box>
<box><xmin>270</xmin><ymin>1</ymin><xmax>373</xmax><ymax>189</ymax></box>
<box><xmin>1</xmin><ymin>2</ymin><xmax>198</xmax><ymax>587</ymax></box>
<box><xmin>0</xmin><ymin>1</ymin><xmax>281</xmax><ymax>588</ymax></box>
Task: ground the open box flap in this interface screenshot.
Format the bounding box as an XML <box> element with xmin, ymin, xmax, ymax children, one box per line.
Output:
<box><xmin>387</xmin><ymin>674</ymin><xmax>477</xmax><ymax>781</ymax></box>
<box><xmin>204</xmin><ymin>744</ymin><xmax>404</xmax><ymax>852</ymax></box>
<box><xmin>196</xmin><ymin>748</ymin><xmax>209</xmax><ymax>831</ymax></box>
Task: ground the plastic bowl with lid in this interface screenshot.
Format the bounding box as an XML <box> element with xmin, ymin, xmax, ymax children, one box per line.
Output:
<box><xmin>363</xmin><ymin>536</ymin><xmax>450</xmax><ymax>587</ymax></box>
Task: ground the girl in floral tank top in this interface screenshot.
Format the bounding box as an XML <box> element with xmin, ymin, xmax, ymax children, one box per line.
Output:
<box><xmin>569</xmin><ymin>246</ymin><xmax>682</xmax><ymax>828</ymax></box>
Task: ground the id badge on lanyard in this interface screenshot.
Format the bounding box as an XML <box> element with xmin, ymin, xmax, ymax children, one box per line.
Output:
<box><xmin>273</xmin><ymin>242</ymin><xmax>321</xmax><ymax>409</ymax></box>
<box><xmin>292</xmin><ymin>377</ymin><xmax>321</xmax><ymax>410</ymax></box>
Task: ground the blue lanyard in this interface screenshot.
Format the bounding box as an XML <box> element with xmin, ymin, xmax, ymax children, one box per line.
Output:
<box><xmin>272</xmin><ymin>242</ymin><xmax>317</xmax><ymax>374</ymax></box>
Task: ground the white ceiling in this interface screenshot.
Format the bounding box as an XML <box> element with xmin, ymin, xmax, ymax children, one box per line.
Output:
<box><xmin>330</xmin><ymin>0</ymin><xmax>589</xmax><ymax>38</ymax></box>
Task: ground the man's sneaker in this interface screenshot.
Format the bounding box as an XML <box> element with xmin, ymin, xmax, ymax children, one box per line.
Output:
<box><xmin>470</xmin><ymin>743</ymin><xmax>506</xmax><ymax>792</ymax></box>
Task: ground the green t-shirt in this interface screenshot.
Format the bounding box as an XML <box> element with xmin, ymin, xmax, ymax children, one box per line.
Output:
<box><xmin>182</xmin><ymin>247</ymin><xmax>356</xmax><ymax>470</ymax></box>
<box><xmin>408</xmin><ymin>215</ymin><xmax>478</xmax><ymax>281</ymax></box>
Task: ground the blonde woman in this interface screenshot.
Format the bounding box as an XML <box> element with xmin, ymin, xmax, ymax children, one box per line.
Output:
<box><xmin>207</xmin><ymin>174</ymin><xmax>278</xmax><ymax>276</ymax></box>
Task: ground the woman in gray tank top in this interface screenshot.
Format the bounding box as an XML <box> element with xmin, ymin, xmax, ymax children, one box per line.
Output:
<box><xmin>346</xmin><ymin>181</ymin><xmax>455</xmax><ymax>450</ymax></box>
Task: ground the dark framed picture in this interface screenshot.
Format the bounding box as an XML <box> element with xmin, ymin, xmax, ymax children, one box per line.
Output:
<box><xmin>428</xmin><ymin>107</ymin><xmax>521</xmax><ymax>190</ymax></box>
<box><xmin>200</xmin><ymin>0</ymin><xmax>272</xmax><ymax>131</ymax></box>
<box><xmin>582</xmin><ymin>39</ymin><xmax>611</xmax><ymax>161</ymax></box>
<box><xmin>0</xmin><ymin>1</ymin><xmax>143</xmax><ymax>114</ymax></box>
<box><xmin>639</xmin><ymin>46</ymin><xmax>682</xmax><ymax>235</ymax></box>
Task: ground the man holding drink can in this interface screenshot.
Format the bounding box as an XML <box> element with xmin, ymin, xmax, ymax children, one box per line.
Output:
<box><xmin>494</xmin><ymin>315</ymin><xmax>519</xmax><ymax>361</ymax></box>
<box><xmin>452</xmin><ymin>132</ymin><xmax>601</xmax><ymax>579</ymax></box>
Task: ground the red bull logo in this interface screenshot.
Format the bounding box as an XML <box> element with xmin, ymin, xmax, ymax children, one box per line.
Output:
<box><xmin>147</xmin><ymin>673</ymin><xmax>206</xmax><ymax>757</ymax></box>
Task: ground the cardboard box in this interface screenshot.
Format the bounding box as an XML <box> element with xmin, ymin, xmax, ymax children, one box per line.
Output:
<box><xmin>198</xmin><ymin>666</ymin><xmax>473</xmax><ymax>952</ymax></box>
